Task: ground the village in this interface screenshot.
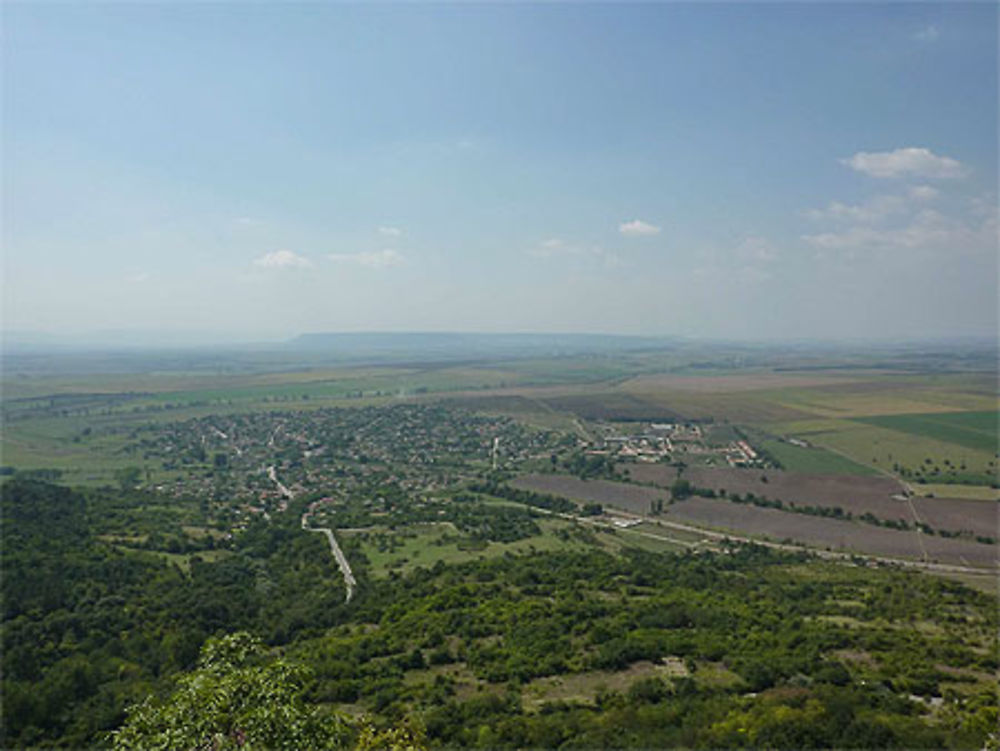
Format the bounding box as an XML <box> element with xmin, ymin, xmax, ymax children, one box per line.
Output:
<box><xmin>584</xmin><ymin>420</ymin><xmax>765</xmax><ymax>468</ymax></box>
<box><xmin>128</xmin><ymin>403</ymin><xmax>570</xmax><ymax>532</ymax></box>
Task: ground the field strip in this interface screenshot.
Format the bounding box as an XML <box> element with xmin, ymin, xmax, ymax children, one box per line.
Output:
<box><xmin>904</xmin><ymin>496</ymin><xmax>929</xmax><ymax>563</ymax></box>
<box><xmin>623</xmin><ymin>509</ymin><xmax>995</xmax><ymax>575</ymax></box>
<box><xmin>502</xmin><ymin>494</ymin><xmax>996</xmax><ymax>577</ymax></box>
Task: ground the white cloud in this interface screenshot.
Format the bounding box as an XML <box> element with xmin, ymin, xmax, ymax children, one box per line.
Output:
<box><xmin>806</xmin><ymin>185</ymin><xmax>945</xmax><ymax>228</ymax></box>
<box><xmin>529</xmin><ymin>238</ymin><xmax>584</xmax><ymax>258</ymax></box>
<box><xmin>253</xmin><ymin>249</ymin><xmax>312</xmax><ymax>268</ymax></box>
<box><xmin>802</xmin><ymin>208</ymin><xmax>994</xmax><ymax>254</ymax></box>
<box><xmin>841</xmin><ymin>147</ymin><xmax>967</xmax><ymax>179</ymax></box>
<box><xmin>328</xmin><ymin>249</ymin><xmax>404</xmax><ymax>269</ymax></box>
<box><xmin>970</xmin><ymin>193</ymin><xmax>998</xmax><ymax>218</ymax></box>
<box><xmin>527</xmin><ymin>239</ymin><xmax>620</xmax><ymax>265</ymax></box>
<box><xmin>805</xmin><ymin>195</ymin><xmax>906</xmax><ymax>224</ymax></box>
<box><xmin>377</xmin><ymin>226</ymin><xmax>403</xmax><ymax>237</ymax></box>
<box><xmin>913</xmin><ymin>25</ymin><xmax>939</xmax><ymax>42</ymax></box>
<box><xmin>908</xmin><ymin>185</ymin><xmax>939</xmax><ymax>201</ymax></box>
<box><xmin>126</xmin><ymin>271</ymin><xmax>151</xmax><ymax>283</ymax></box>
<box><xmin>736</xmin><ymin>236</ymin><xmax>778</xmax><ymax>263</ymax></box>
<box><xmin>618</xmin><ymin>219</ymin><xmax>661</xmax><ymax>237</ymax></box>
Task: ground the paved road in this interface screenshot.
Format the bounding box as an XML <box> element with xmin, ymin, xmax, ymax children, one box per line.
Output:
<box><xmin>267</xmin><ymin>466</ymin><xmax>293</xmax><ymax>499</ymax></box>
<box><xmin>302</xmin><ymin>517</ymin><xmax>357</xmax><ymax>603</ymax></box>
<box><xmin>268</xmin><ymin>464</ymin><xmax>357</xmax><ymax>603</ymax></box>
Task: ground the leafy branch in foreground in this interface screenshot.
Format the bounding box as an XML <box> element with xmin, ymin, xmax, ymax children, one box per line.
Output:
<box><xmin>112</xmin><ymin>632</ymin><xmax>353</xmax><ymax>751</ymax></box>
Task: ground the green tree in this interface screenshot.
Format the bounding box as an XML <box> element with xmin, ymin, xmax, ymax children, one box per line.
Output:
<box><xmin>113</xmin><ymin>632</ymin><xmax>351</xmax><ymax>750</ymax></box>
<box><xmin>115</xmin><ymin>466</ymin><xmax>143</xmax><ymax>491</ymax></box>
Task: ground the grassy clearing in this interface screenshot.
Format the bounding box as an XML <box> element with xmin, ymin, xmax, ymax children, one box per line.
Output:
<box><xmin>111</xmin><ymin>546</ymin><xmax>231</xmax><ymax>574</ymax></box>
<box><xmin>854</xmin><ymin>410</ymin><xmax>998</xmax><ymax>453</ymax></box>
<box><xmin>345</xmin><ymin>519</ymin><xmax>599</xmax><ymax>578</ymax></box>
<box><xmin>346</xmin><ymin>513</ymin><xmax>693</xmax><ymax>579</ymax></box>
<box><xmin>628</xmin><ymin>521</ymin><xmax>709</xmax><ymax>546</ymax></box>
<box><xmin>607</xmin><ymin>526</ymin><xmax>691</xmax><ymax>555</ymax></box>
<box><xmin>521</xmin><ymin>660</ymin><xmax>688</xmax><ymax>709</ymax></box>
<box><xmin>931</xmin><ymin>570</ymin><xmax>998</xmax><ymax>596</ymax></box>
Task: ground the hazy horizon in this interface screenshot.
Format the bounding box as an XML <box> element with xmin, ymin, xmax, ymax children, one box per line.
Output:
<box><xmin>3</xmin><ymin>4</ymin><xmax>997</xmax><ymax>342</ymax></box>
<box><xmin>3</xmin><ymin>328</ymin><xmax>998</xmax><ymax>354</ymax></box>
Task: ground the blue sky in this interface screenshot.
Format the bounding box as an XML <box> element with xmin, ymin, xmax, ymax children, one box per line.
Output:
<box><xmin>3</xmin><ymin>3</ymin><xmax>996</xmax><ymax>342</ymax></box>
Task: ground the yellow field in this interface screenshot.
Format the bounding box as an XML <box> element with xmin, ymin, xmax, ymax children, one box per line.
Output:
<box><xmin>771</xmin><ymin>388</ymin><xmax>997</xmax><ymax>419</ymax></box>
<box><xmin>914</xmin><ymin>484</ymin><xmax>999</xmax><ymax>501</ymax></box>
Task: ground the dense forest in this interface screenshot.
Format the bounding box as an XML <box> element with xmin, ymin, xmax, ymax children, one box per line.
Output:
<box><xmin>2</xmin><ymin>478</ymin><xmax>997</xmax><ymax>749</ymax></box>
<box><xmin>1</xmin><ymin>479</ymin><xmax>348</xmax><ymax>747</ymax></box>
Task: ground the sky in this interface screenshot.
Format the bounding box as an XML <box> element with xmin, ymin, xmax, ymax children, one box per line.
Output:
<box><xmin>3</xmin><ymin>3</ymin><xmax>997</xmax><ymax>343</ymax></box>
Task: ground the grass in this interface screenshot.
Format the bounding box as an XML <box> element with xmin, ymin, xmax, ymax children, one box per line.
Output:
<box><xmin>521</xmin><ymin>660</ymin><xmax>685</xmax><ymax>709</ymax></box>
<box><xmin>111</xmin><ymin>545</ymin><xmax>231</xmax><ymax>574</ymax></box>
<box><xmin>914</xmin><ymin>483</ymin><xmax>999</xmax><ymax>500</ymax></box>
<box><xmin>854</xmin><ymin>411</ymin><xmax>998</xmax><ymax>453</ymax></box>
<box><xmin>758</xmin><ymin>438</ymin><xmax>880</xmax><ymax>475</ymax></box>
<box><xmin>345</xmin><ymin>519</ymin><xmax>601</xmax><ymax>578</ymax></box>
<box><xmin>628</xmin><ymin>521</ymin><xmax>708</xmax><ymax>546</ymax></box>
<box><xmin>767</xmin><ymin>379</ymin><xmax>999</xmax><ymax>419</ymax></box>
<box><xmin>770</xmin><ymin>418</ymin><xmax>996</xmax><ymax>481</ymax></box>
<box><xmin>345</xmin><ymin>512</ymin><xmax>696</xmax><ymax>579</ymax></box>
<box><xmin>606</xmin><ymin>526</ymin><xmax>691</xmax><ymax>555</ymax></box>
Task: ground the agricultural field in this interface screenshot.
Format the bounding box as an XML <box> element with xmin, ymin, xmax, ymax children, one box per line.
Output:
<box><xmin>764</xmin><ymin>375</ymin><xmax>998</xmax><ymax>418</ymax></box>
<box><xmin>771</xmin><ymin>418</ymin><xmax>997</xmax><ymax>486</ymax></box>
<box><xmin>509</xmin><ymin>473</ymin><xmax>996</xmax><ymax>569</ymax></box>
<box><xmin>915</xmin><ymin>483</ymin><xmax>999</xmax><ymax>501</ymax></box>
<box><xmin>2</xmin><ymin>342</ymin><xmax>999</xmax><ymax>749</ymax></box>
<box><xmin>755</xmin><ymin>437</ymin><xmax>880</xmax><ymax>475</ymax></box>
<box><xmin>854</xmin><ymin>410</ymin><xmax>998</xmax><ymax>453</ymax></box>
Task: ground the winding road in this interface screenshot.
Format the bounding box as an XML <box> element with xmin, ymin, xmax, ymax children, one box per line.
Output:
<box><xmin>267</xmin><ymin>466</ymin><xmax>293</xmax><ymax>499</ymax></box>
<box><xmin>266</xmin><ymin>464</ymin><xmax>357</xmax><ymax>603</ymax></box>
<box><xmin>301</xmin><ymin>519</ymin><xmax>357</xmax><ymax>603</ymax></box>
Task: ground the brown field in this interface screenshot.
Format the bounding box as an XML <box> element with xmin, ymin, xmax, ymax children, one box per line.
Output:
<box><xmin>628</xmin><ymin>463</ymin><xmax>903</xmax><ymax>504</ymax></box>
<box><xmin>623</xmin><ymin>391</ymin><xmax>813</xmax><ymax>423</ymax></box>
<box><xmin>910</xmin><ymin>497</ymin><xmax>998</xmax><ymax>538</ymax></box>
<box><xmin>619</xmin><ymin>373</ymin><xmax>867</xmax><ymax>393</ymax></box>
<box><xmin>539</xmin><ymin>393</ymin><xmax>682</xmax><ymax>422</ymax></box>
<box><xmin>665</xmin><ymin>497</ymin><xmax>995</xmax><ymax>569</ymax></box>
<box><xmin>511</xmin><ymin>473</ymin><xmax>996</xmax><ymax>568</ymax></box>
<box><xmin>511</xmin><ymin>474</ymin><xmax>667</xmax><ymax>512</ymax></box>
<box><xmin>623</xmin><ymin>465</ymin><xmax>997</xmax><ymax>538</ymax></box>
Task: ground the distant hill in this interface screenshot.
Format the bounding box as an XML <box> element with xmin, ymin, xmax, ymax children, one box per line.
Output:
<box><xmin>288</xmin><ymin>332</ymin><xmax>678</xmax><ymax>360</ymax></box>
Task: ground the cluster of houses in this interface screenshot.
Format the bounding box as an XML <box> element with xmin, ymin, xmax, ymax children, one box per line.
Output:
<box><xmin>585</xmin><ymin>422</ymin><xmax>765</xmax><ymax>467</ymax></box>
